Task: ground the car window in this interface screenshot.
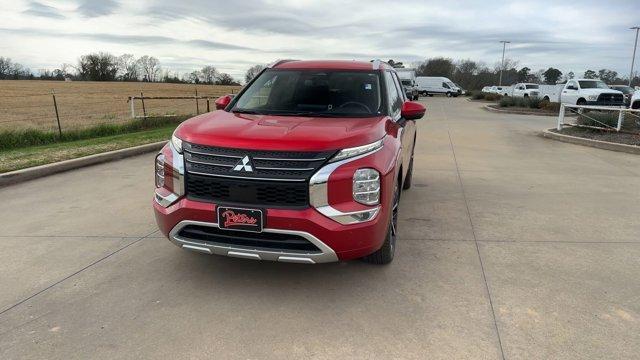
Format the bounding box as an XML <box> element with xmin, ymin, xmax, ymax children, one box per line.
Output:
<box><xmin>525</xmin><ymin>84</ymin><xmax>539</xmax><ymax>89</ymax></box>
<box><xmin>384</xmin><ymin>71</ymin><xmax>402</xmax><ymax>119</ymax></box>
<box><xmin>442</xmin><ymin>82</ymin><xmax>449</xmax><ymax>89</ymax></box>
<box><xmin>391</xmin><ymin>72</ymin><xmax>407</xmax><ymax>101</ymax></box>
<box><xmin>567</xmin><ymin>81</ymin><xmax>578</xmax><ymax>89</ymax></box>
<box><xmin>578</xmin><ymin>80</ymin><xmax>609</xmax><ymax>89</ymax></box>
<box><xmin>233</xmin><ymin>69</ymin><xmax>383</xmax><ymax>117</ymax></box>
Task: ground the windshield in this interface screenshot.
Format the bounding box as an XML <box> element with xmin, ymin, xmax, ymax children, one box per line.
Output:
<box><xmin>525</xmin><ymin>84</ymin><xmax>539</xmax><ymax>89</ymax></box>
<box><xmin>232</xmin><ymin>69</ymin><xmax>383</xmax><ymax>117</ymax></box>
<box><xmin>578</xmin><ymin>80</ymin><xmax>608</xmax><ymax>89</ymax></box>
<box><xmin>401</xmin><ymin>79</ymin><xmax>412</xmax><ymax>86</ymax></box>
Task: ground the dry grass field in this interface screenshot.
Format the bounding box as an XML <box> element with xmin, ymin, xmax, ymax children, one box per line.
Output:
<box><xmin>0</xmin><ymin>80</ymin><xmax>241</xmax><ymax>131</ymax></box>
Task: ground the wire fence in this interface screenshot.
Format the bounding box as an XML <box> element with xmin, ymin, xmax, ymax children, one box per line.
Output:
<box><xmin>557</xmin><ymin>104</ymin><xmax>640</xmax><ymax>134</ymax></box>
<box><xmin>0</xmin><ymin>80</ymin><xmax>241</xmax><ymax>133</ymax></box>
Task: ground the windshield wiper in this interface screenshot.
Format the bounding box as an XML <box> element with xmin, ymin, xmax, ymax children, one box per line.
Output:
<box><xmin>232</xmin><ymin>108</ymin><xmax>261</xmax><ymax>114</ymax></box>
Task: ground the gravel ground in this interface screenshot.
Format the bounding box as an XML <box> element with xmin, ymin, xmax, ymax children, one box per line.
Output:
<box><xmin>554</xmin><ymin>126</ymin><xmax>640</xmax><ymax>146</ymax></box>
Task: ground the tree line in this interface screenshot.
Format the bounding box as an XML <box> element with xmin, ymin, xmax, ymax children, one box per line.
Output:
<box><xmin>0</xmin><ymin>53</ymin><xmax>241</xmax><ymax>85</ymax></box>
<box><xmin>396</xmin><ymin>58</ymin><xmax>640</xmax><ymax>90</ymax></box>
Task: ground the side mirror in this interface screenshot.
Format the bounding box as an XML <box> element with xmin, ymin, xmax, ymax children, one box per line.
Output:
<box><xmin>215</xmin><ymin>95</ymin><xmax>232</xmax><ymax>110</ymax></box>
<box><xmin>401</xmin><ymin>101</ymin><xmax>426</xmax><ymax>120</ymax></box>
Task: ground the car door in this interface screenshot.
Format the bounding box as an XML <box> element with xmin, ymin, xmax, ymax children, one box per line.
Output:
<box><xmin>388</xmin><ymin>71</ymin><xmax>416</xmax><ymax>181</ymax></box>
<box><xmin>562</xmin><ymin>80</ymin><xmax>579</xmax><ymax>104</ymax></box>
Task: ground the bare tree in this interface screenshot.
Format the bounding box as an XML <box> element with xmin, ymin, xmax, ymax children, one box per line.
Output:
<box><xmin>137</xmin><ymin>55</ymin><xmax>160</xmax><ymax>82</ymax></box>
<box><xmin>0</xmin><ymin>57</ymin><xmax>12</xmax><ymax>79</ymax></box>
<box><xmin>200</xmin><ymin>66</ymin><xmax>218</xmax><ymax>84</ymax></box>
<box><xmin>117</xmin><ymin>54</ymin><xmax>139</xmax><ymax>81</ymax></box>
<box><xmin>216</xmin><ymin>73</ymin><xmax>238</xmax><ymax>85</ymax></box>
<box><xmin>244</xmin><ymin>64</ymin><xmax>265</xmax><ymax>84</ymax></box>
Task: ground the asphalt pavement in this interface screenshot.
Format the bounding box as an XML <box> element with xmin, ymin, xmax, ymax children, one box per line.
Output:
<box><xmin>1</xmin><ymin>97</ymin><xmax>639</xmax><ymax>359</ymax></box>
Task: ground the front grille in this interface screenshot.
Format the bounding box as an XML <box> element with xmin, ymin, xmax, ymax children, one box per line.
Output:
<box><xmin>187</xmin><ymin>174</ymin><xmax>308</xmax><ymax>207</ymax></box>
<box><xmin>183</xmin><ymin>142</ymin><xmax>335</xmax><ymax>207</ymax></box>
<box><xmin>596</xmin><ymin>93</ymin><xmax>624</xmax><ymax>106</ymax></box>
<box><xmin>178</xmin><ymin>225</ymin><xmax>321</xmax><ymax>253</ymax></box>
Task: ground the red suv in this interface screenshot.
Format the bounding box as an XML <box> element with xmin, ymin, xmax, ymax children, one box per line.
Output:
<box><xmin>153</xmin><ymin>60</ymin><xmax>425</xmax><ymax>264</ymax></box>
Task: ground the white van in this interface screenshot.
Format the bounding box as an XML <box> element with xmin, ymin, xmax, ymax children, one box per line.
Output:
<box><xmin>416</xmin><ymin>77</ymin><xmax>460</xmax><ymax>97</ymax></box>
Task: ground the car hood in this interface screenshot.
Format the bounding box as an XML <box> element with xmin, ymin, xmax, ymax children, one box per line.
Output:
<box><xmin>580</xmin><ymin>88</ymin><xmax>623</xmax><ymax>96</ymax></box>
<box><xmin>174</xmin><ymin>110</ymin><xmax>390</xmax><ymax>152</ymax></box>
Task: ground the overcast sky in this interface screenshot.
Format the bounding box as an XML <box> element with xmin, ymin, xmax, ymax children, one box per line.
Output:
<box><xmin>1</xmin><ymin>0</ymin><xmax>639</xmax><ymax>81</ymax></box>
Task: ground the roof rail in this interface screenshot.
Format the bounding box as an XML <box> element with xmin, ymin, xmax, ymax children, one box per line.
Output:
<box><xmin>268</xmin><ymin>59</ymin><xmax>298</xmax><ymax>68</ymax></box>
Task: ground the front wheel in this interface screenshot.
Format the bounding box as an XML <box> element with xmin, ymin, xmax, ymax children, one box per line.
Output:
<box><xmin>362</xmin><ymin>181</ymin><xmax>399</xmax><ymax>265</ymax></box>
<box><xmin>446</xmin><ymin>92</ymin><xmax>452</xmax><ymax>97</ymax></box>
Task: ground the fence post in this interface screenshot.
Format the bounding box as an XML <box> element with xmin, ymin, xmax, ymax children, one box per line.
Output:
<box><xmin>130</xmin><ymin>96</ymin><xmax>136</xmax><ymax>118</ymax></box>
<box><xmin>51</xmin><ymin>90</ymin><xmax>62</xmax><ymax>137</ymax></box>
<box><xmin>195</xmin><ymin>87</ymin><xmax>200</xmax><ymax>115</ymax></box>
<box><xmin>206</xmin><ymin>98</ymin><xmax>210</xmax><ymax>112</ymax></box>
<box><xmin>616</xmin><ymin>108</ymin><xmax>624</xmax><ymax>131</ymax></box>
<box><xmin>557</xmin><ymin>104</ymin><xmax>565</xmax><ymax>131</ymax></box>
<box><xmin>140</xmin><ymin>92</ymin><xmax>147</xmax><ymax>119</ymax></box>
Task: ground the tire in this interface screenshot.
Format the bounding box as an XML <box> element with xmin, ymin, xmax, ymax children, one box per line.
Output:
<box><xmin>577</xmin><ymin>98</ymin><xmax>586</xmax><ymax>106</ymax></box>
<box><xmin>523</xmin><ymin>94</ymin><xmax>529</xmax><ymax>98</ymax></box>
<box><xmin>362</xmin><ymin>180</ymin><xmax>399</xmax><ymax>265</ymax></box>
<box><xmin>543</xmin><ymin>96</ymin><xmax>550</xmax><ymax>102</ymax></box>
<box><xmin>413</xmin><ymin>95</ymin><xmax>419</xmax><ymax>101</ymax></box>
<box><xmin>446</xmin><ymin>92</ymin><xmax>452</xmax><ymax>97</ymax></box>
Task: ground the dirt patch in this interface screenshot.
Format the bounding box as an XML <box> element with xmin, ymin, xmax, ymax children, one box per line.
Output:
<box><xmin>552</xmin><ymin>127</ymin><xmax>640</xmax><ymax>146</ymax></box>
<box><xmin>486</xmin><ymin>104</ymin><xmax>556</xmax><ymax>116</ymax></box>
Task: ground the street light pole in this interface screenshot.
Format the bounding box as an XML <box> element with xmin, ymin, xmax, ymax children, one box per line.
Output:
<box><xmin>499</xmin><ymin>40</ymin><xmax>510</xmax><ymax>86</ymax></box>
<box><xmin>629</xmin><ymin>26</ymin><xmax>640</xmax><ymax>86</ymax></box>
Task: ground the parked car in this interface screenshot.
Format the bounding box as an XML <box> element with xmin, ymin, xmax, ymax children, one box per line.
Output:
<box><xmin>512</xmin><ymin>83</ymin><xmax>540</xmax><ymax>98</ymax></box>
<box><xmin>630</xmin><ymin>90</ymin><xmax>640</xmax><ymax>109</ymax></box>
<box><xmin>153</xmin><ymin>60</ymin><xmax>426</xmax><ymax>265</ymax></box>
<box><xmin>481</xmin><ymin>86</ymin><xmax>491</xmax><ymax>93</ymax></box>
<box><xmin>609</xmin><ymin>85</ymin><xmax>635</xmax><ymax>107</ymax></box>
<box><xmin>396</xmin><ymin>68</ymin><xmax>419</xmax><ymax>100</ymax></box>
<box><xmin>416</xmin><ymin>76</ymin><xmax>460</xmax><ymax>97</ymax></box>
<box><xmin>453</xmin><ymin>83</ymin><xmax>466</xmax><ymax>95</ymax></box>
<box><xmin>488</xmin><ymin>86</ymin><xmax>507</xmax><ymax>95</ymax></box>
<box><xmin>542</xmin><ymin>79</ymin><xmax>625</xmax><ymax>106</ymax></box>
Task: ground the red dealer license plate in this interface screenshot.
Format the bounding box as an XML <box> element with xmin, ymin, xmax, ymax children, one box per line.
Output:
<box><xmin>217</xmin><ymin>206</ymin><xmax>264</xmax><ymax>233</ymax></box>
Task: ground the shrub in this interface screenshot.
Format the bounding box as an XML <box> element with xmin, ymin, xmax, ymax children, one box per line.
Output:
<box><xmin>484</xmin><ymin>93</ymin><xmax>503</xmax><ymax>102</ymax></box>
<box><xmin>576</xmin><ymin>111</ymin><xmax>620</xmax><ymax>128</ymax></box>
<box><xmin>538</xmin><ymin>100</ymin><xmax>560</xmax><ymax>112</ymax></box>
<box><xmin>471</xmin><ymin>90</ymin><xmax>485</xmax><ymax>100</ymax></box>
<box><xmin>0</xmin><ymin>115</ymin><xmax>190</xmax><ymax>151</ymax></box>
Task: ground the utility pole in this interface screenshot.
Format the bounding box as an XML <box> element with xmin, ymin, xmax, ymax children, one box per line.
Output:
<box><xmin>499</xmin><ymin>40</ymin><xmax>510</xmax><ymax>86</ymax></box>
<box><xmin>629</xmin><ymin>26</ymin><xmax>640</xmax><ymax>86</ymax></box>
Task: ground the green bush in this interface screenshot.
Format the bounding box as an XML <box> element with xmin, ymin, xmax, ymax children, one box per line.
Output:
<box><xmin>483</xmin><ymin>93</ymin><xmax>503</xmax><ymax>102</ymax></box>
<box><xmin>0</xmin><ymin>115</ymin><xmax>190</xmax><ymax>151</ymax></box>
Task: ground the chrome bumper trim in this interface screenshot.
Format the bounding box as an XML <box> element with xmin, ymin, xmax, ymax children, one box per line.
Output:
<box><xmin>168</xmin><ymin>220</ymin><xmax>339</xmax><ymax>264</ymax></box>
<box><xmin>309</xmin><ymin>147</ymin><xmax>382</xmax><ymax>225</ymax></box>
<box><xmin>154</xmin><ymin>189</ymin><xmax>179</xmax><ymax>208</ymax></box>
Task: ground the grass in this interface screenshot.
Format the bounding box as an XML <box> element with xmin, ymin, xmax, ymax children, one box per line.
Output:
<box><xmin>0</xmin><ymin>125</ymin><xmax>177</xmax><ymax>173</ymax></box>
<box><xmin>0</xmin><ymin>80</ymin><xmax>240</xmax><ymax>130</ymax></box>
<box><xmin>0</xmin><ymin>115</ymin><xmax>190</xmax><ymax>151</ymax></box>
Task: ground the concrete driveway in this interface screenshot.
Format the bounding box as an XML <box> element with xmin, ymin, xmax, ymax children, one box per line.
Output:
<box><xmin>1</xmin><ymin>97</ymin><xmax>639</xmax><ymax>359</ymax></box>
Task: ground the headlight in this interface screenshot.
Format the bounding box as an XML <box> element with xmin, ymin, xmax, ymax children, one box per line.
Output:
<box><xmin>155</xmin><ymin>154</ymin><xmax>165</xmax><ymax>188</ymax></box>
<box><xmin>587</xmin><ymin>95</ymin><xmax>598</xmax><ymax>101</ymax></box>
<box><xmin>353</xmin><ymin>168</ymin><xmax>380</xmax><ymax>205</ymax></box>
<box><xmin>331</xmin><ymin>138</ymin><xmax>384</xmax><ymax>163</ymax></box>
<box><xmin>171</xmin><ymin>133</ymin><xmax>183</xmax><ymax>153</ymax></box>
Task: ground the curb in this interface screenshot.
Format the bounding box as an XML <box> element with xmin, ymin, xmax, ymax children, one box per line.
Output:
<box><xmin>541</xmin><ymin>129</ymin><xmax>640</xmax><ymax>155</ymax></box>
<box><xmin>484</xmin><ymin>104</ymin><xmax>555</xmax><ymax>117</ymax></box>
<box><xmin>0</xmin><ymin>141</ymin><xmax>167</xmax><ymax>187</ymax></box>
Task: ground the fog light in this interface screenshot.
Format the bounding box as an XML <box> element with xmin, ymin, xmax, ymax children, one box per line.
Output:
<box><xmin>353</xmin><ymin>168</ymin><xmax>380</xmax><ymax>205</ymax></box>
<box><xmin>155</xmin><ymin>154</ymin><xmax>165</xmax><ymax>188</ymax></box>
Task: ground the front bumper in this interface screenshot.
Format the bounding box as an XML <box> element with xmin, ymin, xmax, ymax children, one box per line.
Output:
<box><xmin>154</xmin><ymin>197</ymin><xmax>390</xmax><ymax>263</ymax></box>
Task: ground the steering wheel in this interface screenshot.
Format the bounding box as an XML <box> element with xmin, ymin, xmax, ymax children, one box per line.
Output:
<box><xmin>338</xmin><ymin>101</ymin><xmax>371</xmax><ymax>113</ymax></box>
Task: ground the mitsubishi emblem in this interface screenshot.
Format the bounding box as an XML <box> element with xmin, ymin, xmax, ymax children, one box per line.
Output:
<box><xmin>233</xmin><ymin>155</ymin><xmax>253</xmax><ymax>172</ymax></box>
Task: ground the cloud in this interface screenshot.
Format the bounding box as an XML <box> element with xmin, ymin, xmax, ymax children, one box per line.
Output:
<box><xmin>22</xmin><ymin>1</ymin><xmax>65</xmax><ymax>19</ymax></box>
<box><xmin>76</xmin><ymin>0</ymin><xmax>120</xmax><ymax>17</ymax></box>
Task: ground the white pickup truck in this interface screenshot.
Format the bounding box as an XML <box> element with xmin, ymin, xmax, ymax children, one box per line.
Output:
<box><xmin>540</xmin><ymin>79</ymin><xmax>624</xmax><ymax>106</ymax></box>
<box><xmin>512</xmin><ymin>83</ymin><xmax>540</xmax><ymax>98</ymax></box>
